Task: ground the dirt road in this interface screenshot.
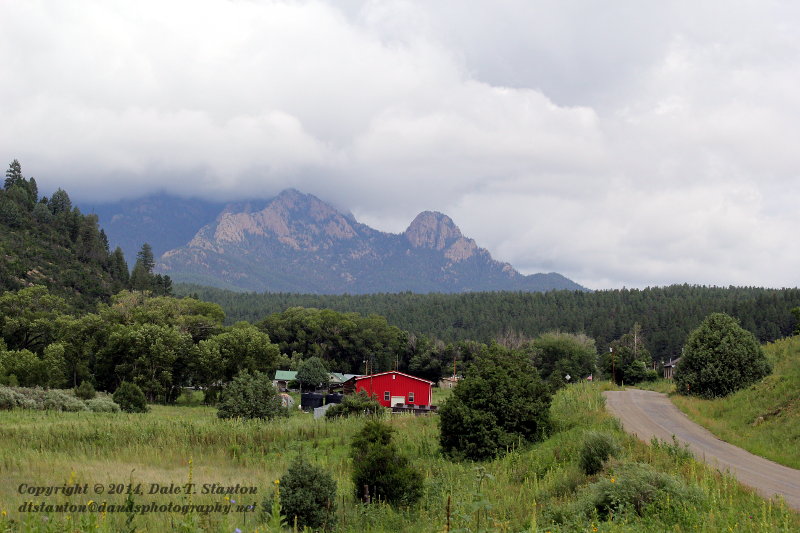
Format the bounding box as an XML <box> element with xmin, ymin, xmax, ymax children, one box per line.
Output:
<box><xmin>604</xmin><ymin>389</ymin><xmax>800</xmax><ymax>511</ymax></box>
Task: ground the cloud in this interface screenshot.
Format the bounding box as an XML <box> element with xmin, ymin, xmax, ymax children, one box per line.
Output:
<box><xmin>1</xmin><ymin>0</ymin><xmax>798</xmax><ymax>289</ymax></box>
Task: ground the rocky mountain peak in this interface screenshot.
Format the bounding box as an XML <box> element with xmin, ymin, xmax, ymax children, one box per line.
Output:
<box><xmin>404</xmin><ymin>211</ymin><xmax>463</xmax><ymax>250</ymax></box>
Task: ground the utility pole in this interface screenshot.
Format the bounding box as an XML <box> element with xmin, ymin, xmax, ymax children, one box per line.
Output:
<box><xmin>610</xmin><ymin>346</ymin><xmax>615</xmax><ymax>384</ymax></box>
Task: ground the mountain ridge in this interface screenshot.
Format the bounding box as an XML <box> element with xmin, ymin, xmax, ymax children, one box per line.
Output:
<box><xmin>155</xmin><ymin>189</ymin><xmax>586</xmax><ymax>294</ymax></box>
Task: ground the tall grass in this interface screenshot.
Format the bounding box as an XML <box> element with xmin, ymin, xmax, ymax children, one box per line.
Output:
<box><xmin>0</xmin><ymin>381</ymin><xmax>797</xmax><ymax>532</ymax></box>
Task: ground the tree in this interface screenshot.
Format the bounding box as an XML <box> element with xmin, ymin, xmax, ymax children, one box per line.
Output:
<box><xmin>130</xmin><ymin>243</ymin><xmax>156</xmax><ymax>291</ymax></box>
<box><xmin>195</xmin><ymin>323</ymin><xmax>280</xmax><ymax>404</ymax></box>
<box><xmin>113</xmin><ymin>381</ymin><xmax>149</xmax><ymax>413</ymax></box>
<box><xmin>97</xmin><ymin>323</ymin><xmax>194</xmax><ymax>402</ymax></box>
<box><xmin>47</xmin><ymin>188</ymin><xmax>72</xmax><ymax>215</ymax></box>
<box><xmin>438</xmin><ymin>343</ymin><xmax>552</xmax><ymax>461</ymax></box>
<box><xmin>528</xmin><ymin>331</ymin><xmax>597</xmax><ymax>387</ymax></box>
<box><xmin>4</xmin><ymin>159</ymin><xmax>23</xmax><ymax>189</ymax></box>
<box><xmin>675</xmin><ymin>312</ymin><xmax>771</xmax><ymax>398</ymax></box>
<box><xmin>600</xmin><ymin>323</ymin><xmax>653</xmax><ymax>385</ymax></box>
<box><xmin>350</xmin><ymin>420</ymin><xmax>423</xmax><ymax>507</ymax></box>
<box><xmin>217</xmin><ymin>370</ymin><xmax>288</xmax><ymax>420</ymax></box>
<box><xmin>793</xmin><ymin>307</ymin><xmax>800</xmax><ymax>335</ymax></box>
<box><xmin>295</xmin><ymin>356</ymin><xmax>329</xmax><ymax>391</ymax></box>
<box><xmin>0</xmin><ymin>286</ymin><xmax>67</xmax><ymax>354</ymax></box>
<box><xmin>276</xmin><ymin>456</ymin><xmax>337</xmax><ymax>531</ymax></box>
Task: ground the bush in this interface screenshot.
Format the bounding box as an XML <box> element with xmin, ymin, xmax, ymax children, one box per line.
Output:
<box><xmin>325</xmin><ymin>391</ymin><xmax>384</xmax><ymax>419</ymax></box>
<box><xmin>579</xmin><ymin>431</ymin><xmax>619</xmax><ymax>475</ymax></box>
<box><xmin>85</xmin><ymin>397</ymin><xmax>121</xmax><ymax>413</ymax></box>
<box><xmin>42</xmin><ymin>390</ymin><xmax>87</xmax><ymax>412</ymax></box>
<box><xmin>439</xmin><ymin>343</ymin><xmax>552</xmax><ymax>461</ymax></box>
<box><xmin>675</xmin><ymin>313</ymin><xmax>771</xmax><ymax>398</ymax></box>
<box><xmin>270</xmin><ymin>456</ymin><xmax>337</xmax><ymax>531</ymax></box>
<box><xmin>574</xmin><ymin>462</ymin><xmax>705</xmax><ymax>519</ymax></box>
<box><xmin>217</xmin><ymin>370</ymin><xmax>288</xmax><ymax>420</ymax></box>
<box><xmin>351</xmin><ymin>420</ymin><xmax>423</xmax><ymax>507</ymax></box>
<box><xmin>0</xmin><ymin>387</ymin><xmax>25</xmax><ymax>409</ymax></box>
<box><xmin>75</xmin><ymin>380</ymin><xmax>96</xmax><ymax>400</ymax></box>
<box><xmin>113</xmin><ymin>382</ymin><xmax>149</xmax><ymax>413</ymax></box>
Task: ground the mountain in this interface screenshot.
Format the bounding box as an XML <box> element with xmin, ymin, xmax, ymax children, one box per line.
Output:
<box><xmin>83</xmin><ymin>195</ymin><xmax>225</xmax><ymax>263</ymax></box>
<box><xmin>156</xmin><ymin>189</ymin><xmax>586</xmax><ymax>293</ymax></box>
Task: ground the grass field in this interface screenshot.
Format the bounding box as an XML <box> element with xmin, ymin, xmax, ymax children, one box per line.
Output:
<box><xmin>1</xmin><ymin>382</ymin><xmax>797</xmax><ymax>532</ymax></box>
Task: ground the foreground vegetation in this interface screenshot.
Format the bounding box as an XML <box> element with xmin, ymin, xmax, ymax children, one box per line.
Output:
<box><xmin>1</xmin><ymin>382</ymin><xmax>796</xmax><ymax>532</ymax></box>
<box><xmin>670</xmin><ymin>335</ymin><xmax>800</xmax><ymax>469</ymax></box>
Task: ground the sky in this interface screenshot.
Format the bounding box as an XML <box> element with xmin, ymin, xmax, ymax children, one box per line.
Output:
<box><xmin>2</xmin><ymin>0</ymin><xmax>799</xmax><ymax>290</ymax></box>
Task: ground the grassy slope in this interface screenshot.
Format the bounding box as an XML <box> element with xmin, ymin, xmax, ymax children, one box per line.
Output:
<box><xmin>0</xmin><ymin>383</ymin><xmax>796</xmax><ymax>532</ymax></box>
<box><xmin>668</xmin><ymin>335</ymin><xmax>800</xmax><ymax>469</ymax></box>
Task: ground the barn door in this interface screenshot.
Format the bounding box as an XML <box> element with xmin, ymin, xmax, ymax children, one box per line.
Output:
<box><xmin>390</xmin><ymin>395</ymin><xmax>405</xmax><ymax>407</ymax></box>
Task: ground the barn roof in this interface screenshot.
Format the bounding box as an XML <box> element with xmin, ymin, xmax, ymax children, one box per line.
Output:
<box><xmin>355</xmin><ymin>370</ymin><xmax>433</xmax><ymax>385</ymax></box>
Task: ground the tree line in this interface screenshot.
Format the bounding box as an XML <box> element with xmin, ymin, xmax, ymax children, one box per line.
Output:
<box><xmin>176</xmin><ymin>283</ymin><xmax>800</xmax><ymax>362</ymax></box>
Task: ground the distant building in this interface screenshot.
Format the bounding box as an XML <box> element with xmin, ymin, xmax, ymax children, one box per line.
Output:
<box><xmin>663</xmin><ymin>358</ymin><xmax>681</xmax><ymax>380</ymax></box>
<box><xmin>273</xmin><ymin>370</ymin><xmax>362</xmax><ymax>391</ymax></box>
<box><xmin>438</xmin><ymin>376</ymin><xmax>461</xmax><ymax>389</ymax></box>
<box><xmin>354</xmin><ymin>371</ymin><xmax>433</xmax><ymax>407</ymax></box>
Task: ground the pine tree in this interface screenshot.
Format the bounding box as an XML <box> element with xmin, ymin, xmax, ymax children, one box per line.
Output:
<box><xmin>4</xmin><ymin>159</ymin><xmax>23</xmax><ymax>190</ymax></box>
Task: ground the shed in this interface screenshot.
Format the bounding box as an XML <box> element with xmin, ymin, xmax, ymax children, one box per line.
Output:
<box><xmin>663</xmin><ymin>357</ymin><xmax>681</xmax><ymax>380</ymax></box>
<box><xmin>354</xmin><ymin>371</ymin><xmax>433</xmax><ymax>407</ymax></box>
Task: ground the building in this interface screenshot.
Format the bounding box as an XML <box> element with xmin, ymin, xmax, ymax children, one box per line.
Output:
<box><xmin>663</xmin><ymin>358</ymin><xmax>681</xmax><ymax>380</ymax></box>
<box><xmin>354</xmin><ymin>371</ymin><xmax>433</xmax><ymax>407</ymax></box>
<box><xmin>272</xmin><ymin>370</ymin><xmax>362</xmax><ymax>391</ymax></box>
<box><xmin>438</xmin><ymin>376</ymin><xmax>461</xmax><ymax>389</ymax></box>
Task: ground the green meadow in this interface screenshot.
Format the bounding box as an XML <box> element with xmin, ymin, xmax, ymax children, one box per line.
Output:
<box><xmin>1</xmin><ymin>382</ymin><xmax>797</xmax><ymax>532</ymax></box>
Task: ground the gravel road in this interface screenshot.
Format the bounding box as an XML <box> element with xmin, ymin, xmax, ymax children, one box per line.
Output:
<box><xmin>604</xmin><ymin>389</ymin><xmax>800</xmax><ymax>511</ymax></box>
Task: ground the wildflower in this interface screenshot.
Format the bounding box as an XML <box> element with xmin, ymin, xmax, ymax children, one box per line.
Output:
<box><xmin>87</xmin><ymin>500</ymin><xmax>94</xmax><ymax>506</ymax></box>
<box><xmin>274</xmin><ymin>479</ymin><xmax>280</xmax><ymax>485</ymax></box>
<box><xmin>610</xmin><ymin>477</ymin><xmax>615</xmax><ymax>483</ymax></box>
<box><xmin>231</xmin><ymin>499</ymin><xmax>236</xmax><ymax>504</ymax></box>
<box><xmin>1</xmin><ymin>510</ymin><xmax>6</xmax><ymax>517</ymax></box>
<box><xmin>235</xmin><ymin>529</ymin><xmax>242</xmax><ymax>533</ymax></box>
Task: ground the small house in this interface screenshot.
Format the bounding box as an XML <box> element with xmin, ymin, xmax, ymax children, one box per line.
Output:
<box><xmin>273</xmin><ymin>370</ymin><xmax>297</xmax><ymax>391</ymax></box>
<box><xmin>354</xmin><ymin>371</ymin><xmax>433</xmax><ymax>407</ymax></box>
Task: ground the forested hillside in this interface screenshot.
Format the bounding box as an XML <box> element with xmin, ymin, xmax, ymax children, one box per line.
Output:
<box><xmin>0</xmin><ymin>160</ymin><xmax>174</xmax><ymax>311</ymax></box>
<box><xmin>176</xmin><ymin>284</ymin><xmax>800</xmax><ymax>361</ymax></box>
<box><xmin>0</xmin><ymin>160</ymin><xmax>131</xmax><ymax>310</ymax></box>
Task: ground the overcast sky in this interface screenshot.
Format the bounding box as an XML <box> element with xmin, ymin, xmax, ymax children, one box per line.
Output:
<box><xmin>2</xmin><ymin>0</ymin><xmax>799</xmax><ymax>290</ymax></box>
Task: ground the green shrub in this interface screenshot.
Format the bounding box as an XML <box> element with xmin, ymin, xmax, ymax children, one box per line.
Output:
<box><xmin>676</xmin><ymin>312</ymin><xmax>771</xmax><ymax>398</ymax></box>
<box><xmin>85</xmin><ymin>397</ymin><xmax>121</xmax><ymax>413</ymax></box>
<box><xmin>0</xmin><ymin>387</ymin><xmax>25</xmax><ymax>409</ymax></box>
<box><xmin>113</xmin><ymin>382</ymin><xmax>149</xmax><ymax>413</ymax></box>
<box><xmin>351</xmin><ymin>420</ymin><xmax>423</xmax><ymax>507</ymax></box>
<box><xmin>579</xmin><ymin>431</ymin><xmax>619</xmax><ymax>475</ymax></box>
<box><xmin>575</xmin><ymin>462</ymin><xmax>705</xmax><ymax>519</ymax></box>
<box><xmin>42</xmin><ymin>390</ymin><xmax>87</xmax><ymax>412</ymax></box>
<box><xmin>217</xmin><ymin>370</ymin><xmax>288</xmax><ymax>420</ymax></box>
<box><xmin>75</xmin><ymin>380</ymin><xmax>96</xmax><ymax>400</ymax></box>
<box><xmin>325</xmin><ymin>391</ymin><xmax>384</xmax><ymax>419</ymax></box>
<box><xmin>270</xmin><ymin>456</ymin><xmax>337</xmax><ymax>531</ymax></box>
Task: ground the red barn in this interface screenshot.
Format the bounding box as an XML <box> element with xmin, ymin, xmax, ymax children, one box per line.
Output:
<box><xmin>354</xmin><ymin>371</ymin><xmax>433</xmax><ymax>407</ymax></box>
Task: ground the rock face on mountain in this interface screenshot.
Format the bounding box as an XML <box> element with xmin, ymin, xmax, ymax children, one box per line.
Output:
<box><xmin>156</xmin><ymin>189</ymin><xmax>585</xmax><ymax>293</ymax></box>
